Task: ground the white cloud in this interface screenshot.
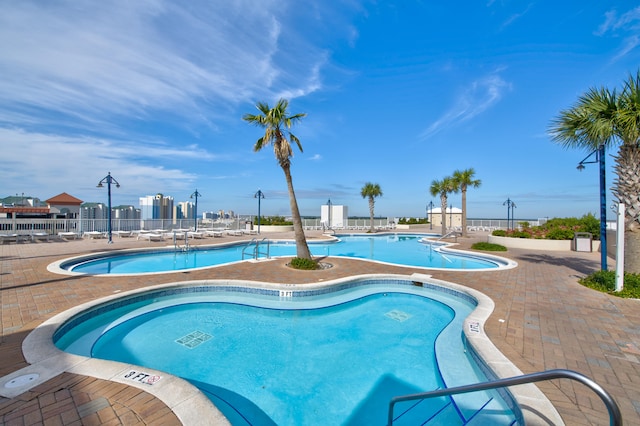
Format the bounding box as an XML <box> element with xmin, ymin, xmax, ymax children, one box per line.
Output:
<box><xmin>420</xmin><ymin>73</ymin><xmax>511</xmax><ymax>140</ymax></box>
<box><xmin>595</xmin><ymin>6</ymin><xmax>640</xmax><ymax>61</ymax></box>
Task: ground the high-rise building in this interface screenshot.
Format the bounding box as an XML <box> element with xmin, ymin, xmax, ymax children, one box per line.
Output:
<box><xmin>139</xmin><ymin>194</ymin><xmax>174</xmax><ymax>220</ymax></box>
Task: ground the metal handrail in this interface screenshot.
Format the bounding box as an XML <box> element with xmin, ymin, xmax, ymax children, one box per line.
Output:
<box><xmin>387</xmin><ymin>369</ymin><xmax>622</xmax><ymax>426</ymax></box>
<box><xmin>255</xmin><ymin>237</ymin><xmax>270</xmax><ymax>259</ymax></box>
<box><xmin>241</xmin><ymin>238</ymin><xmax>257</xmax><ymax>260</ymax></box>
<box><xmin>437</xmin><ymin>229</ymin><xmax>460</xmax><ymax>241</ymax></box>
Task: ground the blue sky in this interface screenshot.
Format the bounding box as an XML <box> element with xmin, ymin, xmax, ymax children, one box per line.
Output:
<box><xmin>2</xmin><ymin>1</ymin><xmax>639</xmax><ymax>220</ymax></box>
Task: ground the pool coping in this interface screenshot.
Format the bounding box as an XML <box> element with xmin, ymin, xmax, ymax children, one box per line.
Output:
<box><xmin>0</xmin><ymin>273</ymin><xmax>561</xmax><ymax>425</ymax></box>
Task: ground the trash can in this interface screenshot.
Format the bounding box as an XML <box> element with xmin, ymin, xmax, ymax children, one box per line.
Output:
<box><xmin>573</xmin><ymin>232</ymin><xmax>592</xmax><ymax>252</ymax></box>
<box><xmin>245</xmin><ymin>221</ymin><xmax>253</xmax><ymax>231</ymax></box>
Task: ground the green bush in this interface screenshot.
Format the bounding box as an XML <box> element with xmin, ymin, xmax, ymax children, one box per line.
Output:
<box><xmin>579</xmin><ymin>270</ymin><xmax>640</xmax><ymax>298</ymax></box>
<box><xmin>546</xmin><ymin>228</ymin><xmax>575</xmax><ymax>240</ymax></box>
<box><xmin>398</xmin><ymin>217</ymin><xmax>428</xmax><ymax>224</ymax></box>
<box><xmin>471</xmin><ymin>242</ymin><xmax>507</xmax><ymax>251</ymax></box>
<box><xmin>289</xmin><ymin>257</ymin><xmax>318</xmax><ymax>270</ymax></box>
<box><xmin>253</xmin><ymin>215</ymin><xmax>293</xmax><ymax>226</ymax></box>
<box><xmin>492</xmin><ymin>229</ymin><xmax>507</xmax><ymax>237</ymax></box>
<box><xmin>510</xmin><ymin>230</ymin><xmax>531</xmax><ymax>239</ymax></box>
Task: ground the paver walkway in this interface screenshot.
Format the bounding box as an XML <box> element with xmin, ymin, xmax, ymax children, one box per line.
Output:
<box><xmin>1</xmin><ymin>231</ymin><xmax>638</xmax><ymax>425</ymax></box>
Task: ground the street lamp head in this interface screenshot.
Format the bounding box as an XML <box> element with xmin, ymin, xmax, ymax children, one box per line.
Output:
<box><xmin>96</xmin><ymin>182</ymin><xmax>103</xmax><ymax>188</ymax></box>
<box><xmin>576</xmin><ymin>164</ymin><xmax>585</xmax><ymax>171</ymax></box>
<box><xmin>115</xmin><ymin>183</ymin><xmax>121</xmax><ymax>188</ymax></box>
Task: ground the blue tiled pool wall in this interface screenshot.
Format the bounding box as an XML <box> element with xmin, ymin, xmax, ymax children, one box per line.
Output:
<box><xmin>53</xmin><ymin>278</ymin><xmax>476</xmax><ymax>343</ymax></box>
<box><xmin>463</xmin><ymin>333</ymin><xmax>524</xmax><ymax>425</ymax></box>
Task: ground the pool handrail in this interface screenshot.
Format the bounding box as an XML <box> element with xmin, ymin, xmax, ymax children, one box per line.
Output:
<box><xmin>387</xmin><ymin>368</ymin><xmax>622</xmax><ymax>426</ymax></box>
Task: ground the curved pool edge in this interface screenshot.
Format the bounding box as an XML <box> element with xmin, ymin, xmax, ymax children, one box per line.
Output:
<box><xmin>46</xmin><ymin>234</ymin><xmax>518</xmax><ymax>277</ymax></box>
<box><xmin>1</xmin><ymin>273</ymin><xmax>561</xmax><ymax>426</ymax></box>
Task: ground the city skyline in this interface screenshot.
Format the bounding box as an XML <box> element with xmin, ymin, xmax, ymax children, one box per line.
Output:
<box><xmin>2</xmin><ymin>2</ymin><xmax>639</xmax><ymax>220</ymax></box>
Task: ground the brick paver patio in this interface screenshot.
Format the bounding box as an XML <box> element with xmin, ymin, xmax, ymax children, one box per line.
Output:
<box><xmin>1</xmin><ymin>231</ymin><xmax>638</xmax><ymax>424</ymax></box>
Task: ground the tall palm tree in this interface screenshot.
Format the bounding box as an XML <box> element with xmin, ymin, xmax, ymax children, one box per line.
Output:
<box><xmin>243</xmin><ymin>99</ymin><xmax>312</xmax><ymax>260</ymax></box>
<box><xmin>429</xmin><ymin>176</ymin><xmax>456</xmax><ymax>237</ymax></box>
<box><xmin>452</xmin><ymin>168</ymin><xmax>481</xmax><ymax>238</ymax></box>
<box><xmin>549</xmin><ymin>70</ymin><xmax>640</xmax><ymax>273</ymax></box>
<box><xmin>360</xmin><ymin>182</ymin><xmax>383</xmax><ymax>232</ymax></box>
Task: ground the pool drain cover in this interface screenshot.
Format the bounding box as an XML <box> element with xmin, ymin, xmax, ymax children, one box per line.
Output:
<box><xmin>4</xmin><ymin>373</ymin><xmax>40</xmax><ymax>389</ymax></box>
<box><xmin>176</xmin><ymin>330</ymin><xmax>212</xmax><ymax>349</ymax></box>
<box><xmin>385</xmin><ymin>310</ymin><xmax>412</xmax><ymax>322</ymax></box>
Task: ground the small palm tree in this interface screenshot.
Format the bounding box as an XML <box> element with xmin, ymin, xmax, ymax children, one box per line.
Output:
<box><xmin>452</xmin><ymin>168</ymin><xmax>481</xmax><ymax>238</ymax></box>
<box><xmin>429</xmin><ymin>177</ymin><xmax>456</xmax><ymax>237</ymax></box>
<box><xmin>361</xmin><ymin>182</ymin><xmax>383</xmax><ymax>232</ymax></box>
<box><xmin>549</xmin><ymin>70</ymin><xmax>640</xmax><ymax>273</ymax></box>
<box><xmin>243</xmin><ymin>99</ymin><xmax>312</xmax><ymax>260</ymax></box>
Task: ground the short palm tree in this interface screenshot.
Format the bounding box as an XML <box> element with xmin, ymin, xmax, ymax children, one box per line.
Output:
<box><xmin>549</xmin><ymin>70</ymin><xmax>640</xmax><ymax>273</ymax></box>
<box><xmin>452</xmin><ymin>168</ymin><xmax>481</xmax><ymax>238</ymax></box>
<box><xmin>243</xmin><ymin>99</ymin><xmax>312</xmax><ymax>260</ymax></box>
<box><xmin>360</xmin><ymin>182</ymin><xmax>383</xmax><ymax>232</ymax></box>
<box><xmin>429</xmin><ymin>177</ymin><xmax>456</xmax><ymax>237</ymax></box>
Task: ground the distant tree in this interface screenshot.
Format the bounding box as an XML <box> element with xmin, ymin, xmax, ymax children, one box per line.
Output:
<box><xmin>452</xmin><ymin>168</ymin><xmax>481</xmax><ymax>237</ymax></box>
<box><xmin>360</xmin><ymin>182</ymin><xmax>383</xmax><ymax>232</ymax></box>
<box><xmin>549</xmin><ymin>70</ymin><xmax>640</xmax><ymax>273</ymax></box>
<box><xmin>243</xmin><ymin>99</ymin><xmax>311</xmax><ymax>260</ymax></box>
<box><xmin>429</xmin><ymin>177</ymin><xmax>456</xmax><ymax>237</ymax></box>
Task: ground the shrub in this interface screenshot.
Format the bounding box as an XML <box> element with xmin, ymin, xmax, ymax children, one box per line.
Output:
<box><xmin>398</xmin><ymin>217</ymin><xmax>428</xmax><ymax>224</ymax></box>
<box><xmin>579</xmin><ymin>270</ymin><xmax>640</xmax><ymax>298</ymax></box>
<box><xmin>492</xmin><ymin>229</ymin><xmax>507</xmax><ymax>237</ymax></box>
<box><xmin>510</xmin><ymin>230</ymin><xmax>531</xmax><ymax>239</ymax></box>
<box><xmin>289</xmin><ymin>257</ymin><xmax>318</xmax><ymax>270</ymax></box>
<box><xmin>546</xmin><ymin>228</ymin><xmax>575</xmax><ymax>240</ymax></box>
<box><xmin>471</xmin><ymin>242</ymin><xmax>507</xmax><ymax>251</ymax></box>
<box><xmin>254</xmin><ymin>215</ymin><xmax>293</xmax><ymax>226</ymax></box>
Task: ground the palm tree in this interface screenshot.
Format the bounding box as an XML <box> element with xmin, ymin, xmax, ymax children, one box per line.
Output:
<box><xmin>549</xmin><ymin>70</ymin><xmax>640</xmax><ymax>274</ymax></box>
<box><xmin>243</xmin><ymin>99</ymin><xmax>312</xmax><ymax>260</ymax></box>
<box><xmin>429</xmin><ymin>177</ymin><xmax>456</xmax><ymax>237</ymax></box>
<box><xmin>360</xmin><ymin>182</ymin><xmax>383</xmax><ymax>232</ymax></box>
<box><xmin>452</xmin><ymin>168</ymin><xmax>481</xmax><ymax>238</ymax></box>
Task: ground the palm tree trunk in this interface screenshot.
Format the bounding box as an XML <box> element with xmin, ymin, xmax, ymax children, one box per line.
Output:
<box><xmin>461</xmin><ymin>189</ymin><xmax>468</xmax><ymax>238</ymax></box>
<box><xmin>369</xmin><ymin>198</ymin><xmax>375</xmax><ymax>232</ymax></box>
<box><xmin>624</xmin><ymin>230</ymin><xmax>640</xmax><ymax>273</ymax></box>
<box><xmin>440</xmin><ymin>195</ymin><xmax>447</xmax><ymax>236</ymax></box>
<box><xmin>282</xmin><ymin>165</ymin><xmax>312</xmax><ymax>259</ymax></box>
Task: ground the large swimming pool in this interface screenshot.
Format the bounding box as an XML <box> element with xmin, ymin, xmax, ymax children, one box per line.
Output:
<box><xmin>54</xmin><ymin>234</ymin><xmax>515</xmax><ymax>275</ymax></box>
<box><xmin>53</xmin><ymin>277</ymin><xmax>520</xmax><ymax>425</ymax></box>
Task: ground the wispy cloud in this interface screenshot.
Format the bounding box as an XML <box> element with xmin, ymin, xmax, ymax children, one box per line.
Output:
<box><xmin>0</xmin><ymin>1</ymin><xmax>330</xmax><ymax>135</ymax></box>
<box><xmin>420</xmin><ymin>73</ymin><xmax>511</xmax><ymax>140</ymax></box>
<box><xmin>499</xmin><ymin>3</ymin><xmax>534</xmax><ymax>31</ymax></box>
<box><xmin>595</xmin><ymin>6</ymin><xmax>640</xmax><ymax>62</ymax></box>
<box><xmin>308</xmin><ymin>154</ymin><xmax>323</xmax><ymax>161</ymax></box>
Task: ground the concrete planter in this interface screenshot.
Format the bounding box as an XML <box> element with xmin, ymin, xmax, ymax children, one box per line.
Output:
<box><xmin>395</xmin><ymin>224</ymin><xmax>428</xmax><ymax>230</ymax></box>
<box><xmin>488</xmin><ymin>235</ymin><xmax>601</xmax><ymax>252</ymax></box>
<box><xmin>256</xmin><ymin>225</ymin><xmax>294</xmax><ymax>233</ymax></box>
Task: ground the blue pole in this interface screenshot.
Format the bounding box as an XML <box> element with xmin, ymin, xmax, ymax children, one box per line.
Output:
<box><xmin>107</xmin><ymin>174</ymin><xmax>112</xmax><ymax>243</ymax></box>
<box><xmin>598</xmin><ymin>145</ymin><xmax>607</xmax><ymax>271</ymax></box>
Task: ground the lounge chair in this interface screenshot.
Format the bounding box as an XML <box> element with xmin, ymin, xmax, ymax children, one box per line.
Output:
<box><xmin>187</xmin><ymin>231</ymin><xmax>205</xmax><ymax>239</ymax></box>
<box><xmin>0</xmin><ymin>233</ymin><xmax>18</xmax><ymax>244</ymax></box>
<box><xmin>83</xmin><ymin>231</ymin><xmax>106</xmax><ymax>239</ymax></box>
<box><xmin>137</xmin><ymin>233</ymin><xmax>164</xmax><ymax>242</ymax></box>
<box><xmin>58</xmin><ymin>232</ymin><xmax>80</xmax><ymax>240</ymax></box>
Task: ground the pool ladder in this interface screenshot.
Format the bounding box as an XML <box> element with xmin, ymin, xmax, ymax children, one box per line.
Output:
<box><xmin>387</xmin><ymin>369</ymin><xmax>622</xmax><ymax>426</ymax></box>
<box><xmin>173</xmin><ymin>231</ymin><xmax>191</xmax><ymax>252</ymax></box>
<box><xmin>241</xmin><ymin>238</ymin><xmax>270</xmax><ymax>260</ymax></box>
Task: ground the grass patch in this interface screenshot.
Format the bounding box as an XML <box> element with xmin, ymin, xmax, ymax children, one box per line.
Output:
<box><xmin>579</xmin><ymin>270</ymin><xmax>640</xmax><ymax>298</ymax></box>
<box><xmin>471</xmin><ymin>242</ymin><xmax>507</xmax><ymax>252</ymax></box>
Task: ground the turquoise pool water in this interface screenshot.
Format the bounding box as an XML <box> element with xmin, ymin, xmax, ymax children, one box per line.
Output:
<box><xmin>54</xmin><ymin>280</ymin><xmax>518</xmax><ymax>425</ymax></box>
<box><xmin>63</xmin><ymin>234</ymin><xmax>510</xmax><ymax>274</ymax></box>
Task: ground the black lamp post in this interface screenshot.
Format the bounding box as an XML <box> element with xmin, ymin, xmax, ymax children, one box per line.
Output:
<box><xmin>254</xmin><ymin>189</ymin><xmax>264</xmax><ymax>234</ymax></box>
<box><xmin>449</xmin><ymin>203</ymin><xmax>453</xmax><ymax>227</ymax></box>
<box><xmin>427</xmin><ymin>201</ymin><xmax>434</xmax><ymax>230</ymax></box>
<box><xmin>577</xmin><ymin>144</ymin><xmax>607</xmax><ymax>271</ymax></box>
<box><xmin>97</xmin><ymin>172</ymin><xmax>120</xmax><ymax>244</ymax></box>
<box><xmin>503</xmin><ymin>198</ymin><xmax>516</xmax><ymax>230</ymax></box>
<box><xmin>190</xmin><ymin>189</ymin><xmax>201</xmax><ymax>231</ymax></box>
<box><xmin>327</xmin><ymin>198</ymin><xmax>332</xmax><ymax>229</ymax></box>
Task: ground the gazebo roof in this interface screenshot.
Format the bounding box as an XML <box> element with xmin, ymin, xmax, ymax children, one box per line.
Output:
<box><xmin>46</xmin><ymin>192</ymin><xmax>83</xmax><ymax>206</ymax></box>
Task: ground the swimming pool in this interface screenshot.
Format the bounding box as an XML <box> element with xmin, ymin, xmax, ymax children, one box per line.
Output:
<box><xmin>53</xmin><ymin>234</ymin><xmax>516</xmax><ymax>275</ymax></box>
<box><xmin>52</xmin><ymin>276</ymin><xmax>521</xmax><ymax>425</ymax></box>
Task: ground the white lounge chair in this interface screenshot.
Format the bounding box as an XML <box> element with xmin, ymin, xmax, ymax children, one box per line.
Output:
<box><xmin>58</xmin><ymin>232</ymin><xmax>80</xmax><ymax>240</ymax></box>
<box><xmin>137</xmin><ymin>233</ymin><xmax>164</xmax><ymax>241</ymax></box>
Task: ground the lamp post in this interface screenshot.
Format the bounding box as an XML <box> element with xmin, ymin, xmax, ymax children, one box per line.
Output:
<box><xmin>503</xmin><ymin>198</ymin><xmax>515</xmax><ymax>230</ymax></box>
<box><xmin>327</xmin><ymin>198</ymin><xmax>332</xmax><ymax>229</ymax></box>
<box><xmin>190</xmin><ymin>189</ymin><xmax>201</xmax><ymax>231</ymax></box>
<box><xmin>449</xmin><ymin>203</ymin><xmax>453</xmax><ymax>228</ymax></box>
<box><xmin>97</xmin><ymin>172</ymin><xmax>120</xmax><ymax>244</ymax></box>
<box><xmin>577</xmin><ymin>144</ymin><xmax>607</xmax><ymax>271</ymax></box>
<box><xmin>427</xmin><ymin>201</ymin><xmax>434</xmax><ymax>230</ymax></box>
<box><xmin>254</xmin><ymin>189</ymin><xmax>264</xmax><ymax>234</ymax></box>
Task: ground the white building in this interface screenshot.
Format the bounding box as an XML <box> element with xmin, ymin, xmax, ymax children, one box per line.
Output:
<box><xmin>428</xmin><ymin>206</ymin><xmax>462</xmax><ymax>228</ymax></box>
<box><xmin>321</xmin><ymin>203</ymin><xmax>348</xmax><ymax>228</ymax></box>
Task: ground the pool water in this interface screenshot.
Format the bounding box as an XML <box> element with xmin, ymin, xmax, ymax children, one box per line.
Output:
<box><xmin>54</xmin><ymin>281</ymin><xmax>518</xmax><ymax>425</ymax></box>
<box><xmin>65</xmin><ymin>234</ymin><xmax>507</xmax><ymax>274</ymax></box>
